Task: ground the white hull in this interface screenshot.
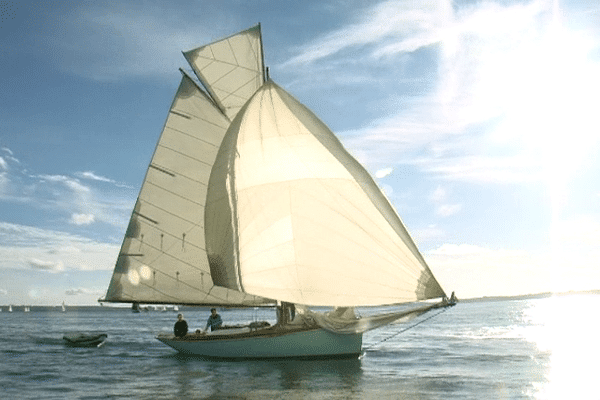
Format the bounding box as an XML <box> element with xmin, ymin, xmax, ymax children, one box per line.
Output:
<box><xmin>157</xmin><ymin>327</ymin><xmax>362</xmax><ymax>360</ymax></box>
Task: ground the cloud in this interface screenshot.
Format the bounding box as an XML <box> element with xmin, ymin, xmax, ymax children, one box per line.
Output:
<box><xmin>70</xmin><ymin>213</ymin><xmax>95</xmax><ymax>225</ymax></box>
<box><xmin>435</xmin><ymin>204</ymin><xmax>461</xmax><ymax>217</ymax></box>
<box><xmin>430</xmin><ymin>186</ymin><xmax>446</xmax><ymax>203</ymax></box>
<box><xmin>0</xmin><ymin>289</ymin><xmax>7</xmax><ymax>295</ymax></box>
<box><xmin>414</xmin><ymin>224</ymin><xmax>445</xmax><ymax>242</ymax></box>
<box><xmin>375</xmin><ymin>167</ymin><xmax>393</xmax><ymax>179</ymax></box>
<box><xmin>429</xmin><ymin>185</ymin><xmax>461</xmax><ymax>217</ymax></box>
<box><xmin>0</xmin><ymin>147</ymin><xmax>135</xmax><ymax>229</ymax></box>
<box><xmin>75</xmin><ymin>171</ymin><xmax>133</xmax><ymax>189</ymax></box>
<box><xmin>0</xmin><ymin>222</ymin><xmax>120</xmax><ymax>272</ymax></box>
<box><xmin>36</xmin><ymin>174</ymin><xmax>90</xmax><ymax>194</ymax></box>
<box><xmin>283</xmin><ymin>0</ymin><xmax>452</xmax><ymax>66</ymax></box>
<box><xmin>306</xmin><ymin>0</ymin><xmax>600</xmax><ymax>189</ymax></box>
<box><xmin>0</xmin><ymin>157</ymin><xmax>7</xmax><ymax>170</ymax></box>
<box><xmin>1</xmin><ymin>147</ymin><xmax>18</xmax><ymax>164</ymax></box>
<box><xmin>427</xmin><ymin>232</ymin><xmax>600</xmax><ymax>298</ymax></box>
<box><xmin>27</xmin><ymin>258</ymin><xmax>65</xmax><ymax>273</ymax></box>
<box><xmin>65</xmin><ymin>288</ymin><xmax>103</xmax><ymax>296</ymax></box>
<box><xmin>76</xmin><ymin>171</ymin><xmax>114</xmax><ymax>183</ymax></box>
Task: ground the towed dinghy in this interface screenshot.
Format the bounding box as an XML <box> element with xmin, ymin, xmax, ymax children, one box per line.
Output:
<box><xmin>63</xmin><ymin>332</ymin><xmax>107</xmax><ymax>347</ymax></box>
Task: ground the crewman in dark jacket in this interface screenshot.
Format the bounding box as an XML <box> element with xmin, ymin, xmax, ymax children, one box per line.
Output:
<box><xmin>174</xmin><ymin>313</ymin><xmax>188</xmax><ymax>337</ymax></box>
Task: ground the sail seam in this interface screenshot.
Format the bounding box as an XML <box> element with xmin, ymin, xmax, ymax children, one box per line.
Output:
<box><xmin>153</xmin><ymin>143</ymin><xmax>214</xmax><ymax>172</ymax></box>
<box><xmin>168</xmin><ymin>111</ymin><xmax>229</xmax><ymax>136</ymax></box>
<box><xmin>142</xmin><ymin>181</ymin><xmax>205</xmax><ymax>208</ymax></box>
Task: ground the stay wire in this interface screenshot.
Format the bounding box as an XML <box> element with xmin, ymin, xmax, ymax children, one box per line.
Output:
<box><xmin>365</xmin><ymin>307</ymin><xmax>450</xmax><ymax>351</ymax></box>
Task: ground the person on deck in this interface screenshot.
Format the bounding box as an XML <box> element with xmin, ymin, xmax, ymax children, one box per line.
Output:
<box><xmin>204</xmin><ymin>308</ymin><xmax>223</xmax><ymax>332</ymax></box>
<box><xmin>174</xmin><ymin>313</ymin><xmax>188</xmax><ymax>337</ymax></box>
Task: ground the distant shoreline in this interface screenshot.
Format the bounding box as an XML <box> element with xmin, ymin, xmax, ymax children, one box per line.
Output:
<box><xmin>458</xmin><ymin>289</ymin><xmax>600</xmax><ymax>303</ymax></box>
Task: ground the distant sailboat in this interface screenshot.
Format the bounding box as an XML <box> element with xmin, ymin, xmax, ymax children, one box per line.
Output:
<box><xmin>24</xmin><ymin>306</ymin><xmax>30</xmax><ymax>312</ymax></box>
<box><xmin>8</xmin><ymin>305</ymin><xmax>12</xmax><ymax>313</ymax></box>
<box><xmin>101</xmin><ymin>24</ymin><xmax>455</xmax><ymax>359</ymax></box>
<box><xmin>61</xmin><ymin>302</ymin><xmax>66</xmax><ymax>312</ymax></box>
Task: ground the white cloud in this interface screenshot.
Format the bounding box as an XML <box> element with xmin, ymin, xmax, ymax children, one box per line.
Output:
<box><xmin>76</xmin><ymin>171</ymin><xmax>114</xmax><ymax>183</ymax></box>
<box><xmin>65</xmin><ymin>287</ymin><xmax>103</xmax><ymax>296</ymax></box>
<box><xmin>283</xmin><ymin>0</ymin><xmax>452</xmax><ymax>66</ymax></box>
<box><xmin>430</xmin><ymin>186</ymin><xmax>446</xmax><ymax>203</ymax></box>
<box><xmin>0</xmin><ymin>222</ymin><xmax>119</xmax><ymax>272</ymax></box>
<box><xmin>375</xmin><ymin>167</ymin><xmax>393</xmax><ymax>179</ymax></box>
<box><xmin>414</xmin><ymin>224</ymin><xmax>445</xmax><ymax>243</ymax></box>
<box><xmin>70</xmin><ymin>213</ymin><xmax>95</xmax><ymax>225</ymax></box>
<box><xmin>428</xmin><ymin>238</ymin><xmax>600</xmax><ymax>298</ymax></box>
<box><xmin>429</xmin><ymin>185</ymin><xmax>461</xmax><ymax>217</ymax></box>
<box><xmin>27</xmin><ymin>259</ymin><xmax>65</xmax><ymax>273</ymax></box>
<box><xmin>435</xmin><ymin>204</ymin><xmax>461</xmax><ymax>217</ymax></box>
<box><xmin>0</xmin><ymin>157</ymin><xmax>7</xmax><ymax>170</ymax></box>
<box><xmin>37</xmin><ymin>174</ymin><xmax>90</xmax><ymax>194</ymax></box>
<box><xmin>0</xmin><ymin>289</ymin><xmax>7</xmax><ymax>295</ymax></box>
<box><xmin>0</xmin><ymin>147</ymin><xmax>135</xmax><ymax>229</ymax></box>
<box><xmin>313</xmin><ymin>0</ymin><xmax>600</xmax><ymax>189</ymax></box>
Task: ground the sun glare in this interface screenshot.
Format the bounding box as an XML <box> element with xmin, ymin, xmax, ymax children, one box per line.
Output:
<box><xmin>473</xmin><ymin>2</ymin><xmax>600</xmax><ymax>291</ymax></box>
<box><xmin>522</xmin><ymin>295</ymin><xmax>600</xmax><ymax>399</ymax></box>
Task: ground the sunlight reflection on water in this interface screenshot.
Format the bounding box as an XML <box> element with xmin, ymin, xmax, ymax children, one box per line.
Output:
<box><xmin>521</xmin><ymin>294</ymin><xmax>599</xmax><ymax>399</ymax></box>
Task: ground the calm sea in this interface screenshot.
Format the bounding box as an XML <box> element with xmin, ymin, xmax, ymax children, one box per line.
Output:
<box><xmin>1</xmin><ymin>293</ymin><xmax>598</xmax><ymax>399</ymax></box>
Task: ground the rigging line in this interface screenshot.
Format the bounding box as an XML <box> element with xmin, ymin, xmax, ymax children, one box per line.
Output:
<box><xmin>364</xmin><ymin>307</ymin><xmax>450</xmax><ymax>351</ymax></box>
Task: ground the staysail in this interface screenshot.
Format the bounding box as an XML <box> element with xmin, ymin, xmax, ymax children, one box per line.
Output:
<box><xmin>205</xmin><ymin>80</ymin><xmax>446</xmax><ymax>307</ymax></box>
<box><xmin>183</xmin><ymin>24</ymin><xmax>265</xmax><ymax>121</ymax></box>
<box><xmin>103</xmin><ymin>71</ymin><xmax>271</xmax><ymax>306</ymax></box>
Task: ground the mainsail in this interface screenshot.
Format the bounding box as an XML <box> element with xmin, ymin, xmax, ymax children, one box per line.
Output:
<box><xmin>103</xmin><ymin>70</ymin><xmax>271</xmax><ymax>306</ymax></box>
<box><xmin>205</xmin><ymin>80</ymin><xmax>446</xmax><ymax>307</ymax></box>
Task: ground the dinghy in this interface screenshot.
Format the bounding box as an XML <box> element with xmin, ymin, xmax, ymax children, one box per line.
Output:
<box><xmin>63</xmin><ymin>333</ymin><xmax>107</xmax><ymax>347</ymax></box>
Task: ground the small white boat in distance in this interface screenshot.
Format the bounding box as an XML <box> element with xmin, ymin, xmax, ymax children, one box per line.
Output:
<box><xmin>63</xmin><ymin>332</ymin><xmax>108</xmax><ymax>347</ymax></box>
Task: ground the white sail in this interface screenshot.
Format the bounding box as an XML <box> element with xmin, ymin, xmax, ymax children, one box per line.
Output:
<box><xmin>205</xmin><ymin>80</ymin><xmax>446</xmax><ymax>307</ymax></box>
<box><xmin>183</xmin><ymin>24</ymin><xmax>265</xmax><ymax>121</ymax></box>
<box><xmin>104</xmin><ymin>72</ymin><xmax>272</xmax><ymax>306</ymax></box>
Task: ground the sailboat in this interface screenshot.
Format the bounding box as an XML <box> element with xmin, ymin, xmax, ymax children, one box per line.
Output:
<box><xmin>101</xmin><ymin>24</ymin><xmax>455</xmax><ymax>359</ymax></box>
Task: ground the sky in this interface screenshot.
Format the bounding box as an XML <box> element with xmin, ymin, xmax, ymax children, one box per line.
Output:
<box><xmin>1</xmin><ymin>0</ymin><xmax>599</xmax><ymax>306</ymax></box>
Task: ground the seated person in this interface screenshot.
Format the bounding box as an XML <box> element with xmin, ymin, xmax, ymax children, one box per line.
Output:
<box><xmin>174</xmin><ymin>313</ymin><xmax>188</xmax><ymax>337</ymax></box>
<box><xmin>204</xmin><ymin>308</ymin><xmax>223</xmax><ymax>332</ymax></box>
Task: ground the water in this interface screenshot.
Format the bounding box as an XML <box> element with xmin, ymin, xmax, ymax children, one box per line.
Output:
<box><xmin>1</xmin><ymin>293</ymin><xmax>598</xmax><ymax>399</ymax></box>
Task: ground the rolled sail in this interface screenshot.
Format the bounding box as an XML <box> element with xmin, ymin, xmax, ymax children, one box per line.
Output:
<box><xmin>205</xmin><ymin>80</ymin><xmax>446</xmax><ymax>307</ymax></box>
